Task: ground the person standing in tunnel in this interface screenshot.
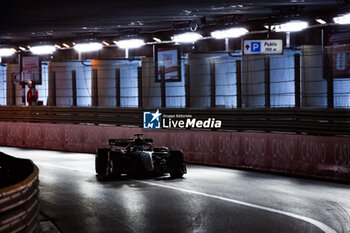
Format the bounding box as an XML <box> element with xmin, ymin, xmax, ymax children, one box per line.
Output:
<box><xmin>27</xmin><ymin>81</ymin><xmax>38</xmax><ymax>106</ymax></box>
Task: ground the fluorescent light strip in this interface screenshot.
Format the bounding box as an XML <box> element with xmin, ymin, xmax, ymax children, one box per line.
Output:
<box><xmin>114</xmin><ymin>39</ymin><xmax>145</xmax><ymax>49</ymax></box>
<box><xmin>0</xmin><ymin>48</ymin><xmax>16</xmax><ymax>57</ymax></box>
<box><xmin>275</xmin><ymin>21</ymin><xmax>308</xmax><ymax>32</ymax></box>
<box><xmin>211</xmin><ymin>27</ymin><xmax>248</xmax><ymax>39</ymax></box>
<box><xmin>334</xmin><ymin>13</ymin><xmax>350</xmax><ymax>24</ymax></box>
<box><xmin>30</xmin><ymin>45</ymin><xmax>56</xmax><ymax>55</ymax></box>
<box><xmin>62</xmin><ymin>43</ymin><xmax>70</xmax><ymax>48</ymax></box>
<box><xmin>74</xmin><ymin>42</ymin><xmax>103</xmax><ymax>52</ymax></box>
<box><xmin>171</xmin><ymin>32</ymin><xmax>203</xmax><ymax>43</ymax></box>
<box><xmin>153</xmin><ymin>37</ymin><xmax>162</xmax><ymax>43</ymax></box>
<box><xmin>316</xmin><ymin>19</ymin><xmax>327</xmax><ymax>24</ymax></box>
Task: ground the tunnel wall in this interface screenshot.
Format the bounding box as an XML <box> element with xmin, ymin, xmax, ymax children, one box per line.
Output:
<box><xmin>187</xmin><ymin>53</ymin><xmax>240</xmax><ymax>108</ymax></box>
<box><xmin>141</xmin><ymin>57</ymin><xmax>186</xmax><ymax>108</ymax></box>
<box><xmin>91</xmin><ymin>60</ymin><xmax>140</xmax><ymax>107</ymax></box>
<box><xmin>0</xmin><ymin>122</ymin><xmax>349</xmax><ymax>181</ymax></box>
<box><xmin>6</xmin><ymin>64</ymin><xmax>23</xmax><ymax>106</ymax></box>
<box><xmin>301</xmin><ymin>45</ymin><xmax>327</xmax><ymax>108</ymax></box>
<box><xmin>48</xmin><ymin>61</ymin><xmax>92</xmax><ymax>107</ymax></box>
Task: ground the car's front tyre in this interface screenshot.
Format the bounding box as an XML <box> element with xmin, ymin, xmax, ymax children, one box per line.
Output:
<box><xmin>169</xmin><ymin>150</ymin><xmax>186</xmax><ymax>178</ymax></box>
<box><xmin>96</xmin><ymin>148</ymin><xmax>110</xmax><ymax>175</ymax></box>
<box><xmin>108</xmin><ymin>151</ymin><xmax>122</xmax><ymax>178</ymax></box>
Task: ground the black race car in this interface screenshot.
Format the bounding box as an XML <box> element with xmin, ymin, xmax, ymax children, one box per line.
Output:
<box><xmin>95</xmin><ymin>134</ymin><xmax>187</xmax><ymax>178</ymax></box>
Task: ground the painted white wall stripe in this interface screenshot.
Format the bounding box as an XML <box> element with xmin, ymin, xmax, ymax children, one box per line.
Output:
<box><xmin>36</xmin><ymin>162</ymin><xmax>337</xmax><ymax>233</ymax></box>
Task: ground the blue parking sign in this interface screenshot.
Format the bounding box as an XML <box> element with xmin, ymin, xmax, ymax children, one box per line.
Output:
<box><xmin>251</xmin><ymin>42</ymin><xmax>261</xmax><ymax>52</ymax></box>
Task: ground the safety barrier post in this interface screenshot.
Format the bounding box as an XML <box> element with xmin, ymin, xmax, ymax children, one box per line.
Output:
<box><xmin>72</xmin><ymin>70</ymin><xmax>77</xmax><ymax>107</ymax></box>
<box><xmin>160</xmin><ymin>65</ymin><xmax>166</xmax><ymax>108</ymax></box>
<box><xmin>185</xmin><ymin>64</ymin><xmax>191</xmax><ymax>108</ymax></box>
<box><xmin>236</xmin><ymin>60</ymin><xmax>242</xmax><ymax>108</ymax></box>
<box><xmin>116</xmin><ymin>68</ymin><xmax>121</xmax><ymax>107</ymax></box>
<box><xmin>138</xmin><ymin>67</ymin><xmax>143</xmax><ymax>108</ymax></box>
<box><xmin>210</xmin><ymin>62</ymin><xmax>216</xmax><ymax>108</ymax></box>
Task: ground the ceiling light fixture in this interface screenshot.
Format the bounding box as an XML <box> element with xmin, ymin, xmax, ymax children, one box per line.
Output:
<box><xmin>153</xmin><ymin>37</ymin><xmax>162</xmax><ymax>43</ymax></box>
<box><xmin>62</xmin><ymin>43</ymin><xmax>70</xmax><ymax>48</ymax></box>
<box><xmin>113</xmin><ymin>39</ymin><xmax>145</xmax><ymax>49</ymax></box>
<box><xmin>211</xmin><ymin>27</ymin><xmax>248</xmax><ymax>39</ymax></box>
<box><xmin>0</xmin><ymin>48</ymin><xmax>16</xmax><ymax>57</ymax></box>
<box><xmin>316</xmin><ymin>19</ymin><xmax>327</xmax><ymax>24</ymax></box>
<box><xmin>74</xmin><ymin>42</ymin><xmax>103</xmax><ymax>53</ymax></box>
<box><xmin>102</xmin><ymin>41</ymin><xmax>110</xmax><ymax>46</ymax></box>
<box><xmin>30</xmin><ymin>45</ymin><xmax>56</xmax><ymax>55</ymax></box>
<box><xmin>275</xmin><ymin>21</ymin><xmax>308</xmax><ymax>32</ymax></box>
<box><xmin>19</xmin><ymin>47</ymin><xmax>26</xmax><ymax>51</ymax></box>
<box><xmin>334</xmin><ymin>13</ymin><xmax>350</xmax><ymax>24</ymax></box>
<box><xmin>171</xmin><ymin>32</ymin><xmax>203</xmax><ymax>43</ymax></box>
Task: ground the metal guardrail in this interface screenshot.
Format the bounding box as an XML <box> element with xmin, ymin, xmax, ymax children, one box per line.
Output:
<box><xmin>0</xmin><ymin>106</ymin><xmax>349</xmax><ymax>136</ymax></box>
<box><xmin>0</xmin><ymin>153</ymin><xmax>40</xmax><ymax>233</ymax></box>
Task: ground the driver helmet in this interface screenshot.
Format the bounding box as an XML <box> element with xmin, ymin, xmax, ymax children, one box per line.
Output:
<box><xmin>135</xmin><ymin>137</ymin><xmax>143</xmax><ymax>145</ymax></box>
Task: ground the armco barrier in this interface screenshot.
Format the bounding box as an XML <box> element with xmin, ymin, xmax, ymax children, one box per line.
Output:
<box><xmin>0</xmin><ymin>121</ymin><xmax>349</xmax><ymax>182</ymax></box>
<box><xmin>0</xmin><ymin>153</ymin><xmax>40</xmax><ymax>233</ymax></box>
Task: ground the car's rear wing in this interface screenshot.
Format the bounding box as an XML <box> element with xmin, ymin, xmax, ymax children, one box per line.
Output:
<box><xmin>109</xmin><ymin>138</ymin><xmax>153</xmax><ymax>147</ymax></box>
<box><xmin>109</xmin><ymin>139</ymin><xmax>134</xmax><ymax>147</ymax></box>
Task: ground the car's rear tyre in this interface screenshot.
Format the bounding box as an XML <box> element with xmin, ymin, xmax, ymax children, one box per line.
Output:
<box><xmin>96</xmin><ymin>148</ymin><xmax>110</xmax><ymax>175</ymax></box>
<box><xmin>169</xmin><ymin>150</ymin><xmax>186</xmax><ymax>178</ymax></box>
<box><xmin>108</xmin><ymin>151</ymin><xmax>122</xmax><ymax>178</ymax></box>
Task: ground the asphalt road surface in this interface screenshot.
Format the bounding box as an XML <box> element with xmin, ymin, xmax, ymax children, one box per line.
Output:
<box><xmin>1</xmin><ymin>146</ymin><xmax>350</xmax><ymax>233</ymax></box>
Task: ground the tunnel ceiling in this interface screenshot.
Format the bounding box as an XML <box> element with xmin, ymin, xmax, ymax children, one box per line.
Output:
<box><xmin>0</xmin><ymin>0</ymin><xmax>348</xmax><ymax>43</ymax></box>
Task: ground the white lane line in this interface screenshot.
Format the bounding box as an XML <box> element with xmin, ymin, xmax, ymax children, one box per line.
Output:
<box><xmin>36</xmin><ymin>162</ymin><xmax>337</xmax><ymax>233</ymax></box>
<box><xmin>139</xmin><ymin>181</ymin><xmax>337</xmax><ymax>233</ymax></box>
<box><xmin>35</xmin><ymin>162</ymin><xmax>96</xmax><ymax>174</ymax></box>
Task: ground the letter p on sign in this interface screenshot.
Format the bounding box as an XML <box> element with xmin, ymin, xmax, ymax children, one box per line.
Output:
<box><xmin>251</xmin><ymin>42</ymin><xmax>261</xmax><ymax>52</ymax></box>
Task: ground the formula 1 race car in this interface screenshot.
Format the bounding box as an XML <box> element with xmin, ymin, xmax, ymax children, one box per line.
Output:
<box><xmin>95</xmin><ymin>134</ymin><xmax>187</xmax><ymax>178</ymax></box>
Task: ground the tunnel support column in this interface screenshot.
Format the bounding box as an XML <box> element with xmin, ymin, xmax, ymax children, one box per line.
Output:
<box><xmin>11</xmin><ymin>76</ymin><xmax>16</xmax><ymax>106</ymax></box>
<box><xmin>116</xmin><ymin>68</ymin><xmax>121</xmax><ymax>107</ymax></box>
<box><xmin>92</xmin><ymin>69</ymin><xmax>98</xmax><ymax>107</ymax></box>
<box><xmin>137</xmin><ymin>67</ymin><xmax>143</xmax><ymax>108</ymax></box>
<box><xmin>160</xmin><ymin>65</ymin><xmax>166</xmax><ymax>108</ymax></box>
<box><xmin>185</xmin><ymin>64</ymin><xmax>190</xmax><ymax>108</ymax></box>
<box><xmin>72</xmin><ymin>70</ymin><xmax>77</xmax><ymax>107</ymax></box>
<box><xmin>327</xmin><ymin>77</ymin><xmax>334</xmax><ymax>109</ymax></box>
<box><xmin>294</xmin><ymin>54</ymin><xmax>301</xmax><ymax>108</ymax></box>
<box><xmin>210</xmin><ymin>63</ymin><xmax>216</xmax><ymax>108</ymax></box>
<box><xmin>50</xmin><ymin>71</ymin><xmax>56</xmax><ymax>106</ymax></box>
<box><xmin>264</xmin><ymin>57</ymin><xmax>270</xmax><ymax>108</ymax></box>
<box><xmin>236</xmin><ymin>60</ymin><xmax>242</xmax><ymax>109</ymax></box>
